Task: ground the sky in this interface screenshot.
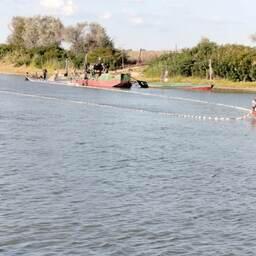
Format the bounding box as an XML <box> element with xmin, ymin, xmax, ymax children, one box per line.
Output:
<box><xmin>1</xmin><ymin>0</ymin><xmax>256</xmax><ymax>50</ymax></box>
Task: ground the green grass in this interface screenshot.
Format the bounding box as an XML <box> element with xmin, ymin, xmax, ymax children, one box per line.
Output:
<box><xmin>144</xmin><ymin>75</ymin><xmax>256</xmax><ymax>89</ymax></box>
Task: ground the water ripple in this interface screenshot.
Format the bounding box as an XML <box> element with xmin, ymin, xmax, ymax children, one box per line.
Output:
<box><xmin>1</xmin><ymin>75</ymin><xmax>256</xmax><ymax>255</ymax></box>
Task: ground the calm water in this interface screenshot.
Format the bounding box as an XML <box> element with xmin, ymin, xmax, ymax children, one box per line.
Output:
<box><xmin>1</xmin><ymin>74</ymin><xmax>256</xmax><ymax>255</ymax></box>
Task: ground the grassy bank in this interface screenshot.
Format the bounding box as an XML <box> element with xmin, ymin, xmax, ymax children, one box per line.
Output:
<box><xmin>127</xmin><ymin>65</ymin><xmax>256</xmax><ymax>90</ymax></box>
<box><xmin>147</xmin><ymin>75</ymin><xmax>256</xmax><ymax>88</ymax></box>
<box><xmin>0</xmin><ymin>62</ymin><xmax>39</xmax><ymax>76</ymax></box>
<box><xmin>148</xmin><ymin>76</ymin><xmax>256</xmax><ymax>93</ymax></box>
<box><xmin>128</xmin><ymin>65</ymin><xmax>256</xmax><ymax>91</ymax></box>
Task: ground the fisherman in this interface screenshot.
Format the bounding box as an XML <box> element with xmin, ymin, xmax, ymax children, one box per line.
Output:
<box><xmin>104</xmin><ymin>63</ymin><xmax>109</xmax><ymax>73</ymax></box>
<box><xmin>252</xmin><ymin>98</ymin><xmax>256</xmax><ymax>112</ymax></box>
<box><xmin>25</xmin><ymin>72</ymin><xmax>29</xmax><ymax>81</ymax></box>
<box><xmin>83</xmin><ymin>63</ymin><xmax>90</xmax><ymax>79</ymax></box>
<box><xmin>53</xmin><ymin>69</ymin><xmax>59</xmax><ymax>81</ymax></box>
<box><xmin>95</xmin><ymin>63</ymin><xmax>104</xmax><ymax>77</ymax></box>
<box><xmin>83</xmin><ymin>69</ymin><xmax>88</xmax><ymax>80</ymax></box>
<box><xmin>43</xmin><ymin>69</ymin><xmax>48</xmax><ymax>80</ymax></box>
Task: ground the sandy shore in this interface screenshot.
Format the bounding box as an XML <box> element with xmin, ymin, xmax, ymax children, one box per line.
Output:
<box><xmin>0</xmin><ymin>63</ymin><xmax>42</xmax><ymax>76</ymax></box>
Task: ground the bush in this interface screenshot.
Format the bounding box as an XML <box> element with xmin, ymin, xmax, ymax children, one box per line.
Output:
<box><xmin>146</xmin><ymin>40</ymin><xmax>256</xmax><ymax>82</ymax></box>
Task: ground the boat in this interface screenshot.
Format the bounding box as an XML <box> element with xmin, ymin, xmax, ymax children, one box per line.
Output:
<box><xmin>162</xmin><ymin>59</ymin><xmax>214</xmax><ymax>91</ymax></box>
<box><xmin>25</xmin><ymin>56</ymin><xmax>149</xmax><ymax>90</ymax></box>
<box><xmin>26</xmin><ymin>77</ymin><xmax>72</xmax><ymax>86</ymax></box>
<box><xmin>26</xmin><ymin>72</ymin><xmax>149</xmax><ymax>90</ymax></box>
<box><xmin>74</xmin><ymin>73</ymin><xmax>133</xmax><ymax>89</ymax></box>
<box><xmin>169</xmin><ymin>83</ymin><xmax>214</xmax><ymax>91</ymax></box>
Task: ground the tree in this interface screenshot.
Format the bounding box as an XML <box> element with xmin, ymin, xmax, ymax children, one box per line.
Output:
<box><xmin>64</xmin><ymin>22</ymin><xmax>113</xmax><ymax>54</ymax></box>
<box><xmin>36</xmin><ymin>16</ymin><xmax>63</xmax><ymax>47</ymax></box>
<box><xmin>146</xmin><ymin>39</ymin><xmax>256</xmax><ymax>82</ymax></box>
<box><xmin>64</xmin><ymin>22</ymin><xmax>88</xmax><ymax>54</ymax></box>
<box><xmin>84</xmin><ymin>23</ymin><xmax>113</xmax><ymax>52</ymax></box>
<box><xmin>8</xmin><ymin>16</ymin><xmax>64</xmax><ymax>49</ymax></box>
<box><xmin>22</xmin><ymin>17</ymin><xmax>40</xmax><ymax>49</ymax></box>
<box><xmin>8</xmin><ymin>16</ymin><xmax>26</xmax><ymax>47</ymax></box>
<box><xmin>5</xmin><ymin>15</ymin><xmax>124</xmax><ymax>69</ymax></box>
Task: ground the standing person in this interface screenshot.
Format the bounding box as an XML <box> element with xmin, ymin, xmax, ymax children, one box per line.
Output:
<box><xmin>25</xmin><ymin>72</ymin><xmax>29</xmax><ymax>81</ymax></box>
<box><xmin>105</xmin><ymin>63</ymin><xmax>109</xmax><ymax>73</ymax></box>
<box><xmin>53</xmin><ymin>69</ymin><xmax>59</xmax><ymax>81</ymax></box>
<box><xmin>43</xmin><ymin>69</ymin><xmax>48</xmax><ymax>80</ymax></box>
<box><xmin>252</xmin><ymin>98</ymin><xmax>256</xmax><ymax>112</ymax></box>
<box><xmin>84</xmin><ymin>63</ymin><xmax>90</xmax><ymax>79</ymax></box>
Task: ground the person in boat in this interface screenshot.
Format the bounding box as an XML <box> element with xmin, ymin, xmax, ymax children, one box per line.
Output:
<box><xmin>104</xmin><ymin>63</ymin><xmax>109</xmax><ymax>73</ymax></box>
<box><xmin>93</xmin><ymin>63</ymin><xmax>104</xmax><ymax>78</ymax></box>
<box><xmin>43</xmin><ymin>69</ymin><xmax>48</xmax><ymax>80</ymax></box>
<box><xmin>252</xmin><ymin>98</ymin><xmax>256</xmax><ymax>112</ymax></box>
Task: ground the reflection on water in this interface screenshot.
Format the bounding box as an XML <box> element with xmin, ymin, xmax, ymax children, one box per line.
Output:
<box><xmin>0</xmin><ymin>74</ymin><xmax>256</xmax><ymax>255</ymax></box>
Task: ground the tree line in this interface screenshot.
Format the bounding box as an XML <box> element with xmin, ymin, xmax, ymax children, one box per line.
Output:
<box><xmin>0</xmin><ymin>15</ymin><xmax>127</xmax><ymax>69</ymax></box>
<box><xmin>145</xmin><ymin>38</ymin><xmax>256</xmax><ymax>82</ymax></box>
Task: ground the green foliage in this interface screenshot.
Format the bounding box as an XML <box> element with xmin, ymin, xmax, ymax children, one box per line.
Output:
<box><xmin>146</xmin><ymin>39</ymin><xmax>256</xmax><ymax>82</ymax></box>
<box><xmin>31</xmin><ymin>54</ymin><xmax>43</xmax><ymax>68</ymax></box>
<box><xmin>3</xmin><ymin>15</ymin><xmax>125</xmax><ymax>70</ymax></box>
<box><xmin>0</xmin><ymin>44</ymin><xmax>14</xmax><ymax>59</ymax></box>
<box><xmin>14</xmin><ymin>54</ymin><xmax>31</xmax><ymax>67</ymax></box>
<box><xmin>64</xmin><ymin>22</ymin><xmax>114</xmax><ymax>55</ymax></box>
<box><xmin>8</xmin><ymin>16</ymin><xmax>63</xmax><ymax>49</ymax></box>
<box><xmin>69</xmin><ymin>53</ymin><xmax>84</xmax><ymax>69</ymax></box>
<box><xmin>88</xmin><ymin>47</ymin><xmax>114</xmax><ymax>63</ymax></box>
<box><xmin>65</xmin><ymin>48</ymin><xmax>127</xmax><ymax>69</ymax></box>
<box><xmin>0</xmin><ymin>44</ymin><xmax>69</xmax><ymax>69</ymax></box>
<box><xmin>86</xmin><ymin>48</ymin><xmax>126</xmax><ymax>69</ymax></box>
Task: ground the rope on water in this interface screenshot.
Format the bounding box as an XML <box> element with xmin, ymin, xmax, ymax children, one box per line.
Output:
<box><xmin>0</xmin><ymin>90</ymin><xmax>253</xmax><ymax>122</ymax></box>
<box><xmin>28</xmin><ymin>78</ymin><xmax>252</xmax><ymax>113</ymax></box>
<box><xmin>158</xmin><ymin>112</ymin><xmax>252</xmax><ymax>122</ymax></box>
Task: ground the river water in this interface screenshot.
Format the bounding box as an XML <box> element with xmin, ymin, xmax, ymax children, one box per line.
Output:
<box><xmin>1</xmin><ymin>74</ymin><xmax>256</xmax><ymax>255</ymax></box>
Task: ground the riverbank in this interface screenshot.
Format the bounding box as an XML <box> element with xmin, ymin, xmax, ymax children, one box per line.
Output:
<box><xmin>0</xmin><ymin>63</ymin><xmax>42</xmax><ymax>76</ymax></box>
<box><xmin>0</xmin><ymin>62</ymin><xmax>62</xmax><ymax>77</ymax></box>
<box><xmin>148</xmin><ymin>76</ymin><xmax>256</xmax><ymax>93</ymax></box>
<box><xmin>1</xmin><ymin>62</ymin><xmax>256</xmax><ymax>93</ymax></box>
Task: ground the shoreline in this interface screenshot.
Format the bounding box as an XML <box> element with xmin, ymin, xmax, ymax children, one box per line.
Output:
<box><xmin>144</xmin><ymin>78</ymin><xmax>256</xmax><ymax>93</ymax></box>
<box><xmin>1</xmin><ymin>64</ymin><xmax>256</xmax><ymax>93</ymax></box>
<box><xmin>0</xmin><ymin>63</ymin><xmax>58</xmax><ymax>77</ymax></box>
<box><xmin>149</xmin><ymin>83</ymin><xmax>256</xmax><ymax>93</ymax></box>
<box><xmin>117</xmin><ymin>66</ymin><xmax>256</xmax><ymax>93</ymax></box>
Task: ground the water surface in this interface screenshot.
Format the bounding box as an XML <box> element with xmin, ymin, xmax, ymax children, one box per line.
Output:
<box><xmin>0</xmin><ymin>74</ymin><xmax>256</xmax><ymax>255</ymax></box>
